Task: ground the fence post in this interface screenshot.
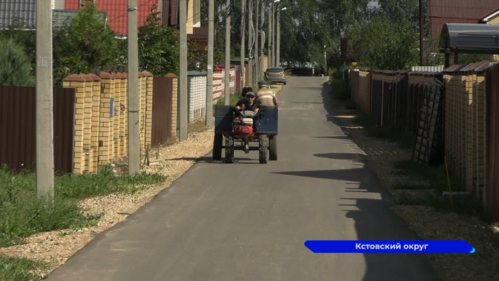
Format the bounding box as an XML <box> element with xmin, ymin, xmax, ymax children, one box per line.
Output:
<box><xmin>142</xmin><ymin>71</ymin><xmax>154</xmax><ymax>149</ymax></box>
<box><xmin>63</xmin><ymin>74</ymin><xmax>86</xmax><ymax>174</ymax></box>
<box><xmin>166</xmin><ymin>73</ymin><xmax>178</xmax><ymax>138</ymax></box>
<box><xmin>88</xmin><ymin>73</ymin><xmax>101</xmax><ymax>173</ymax></box>
<box><xmin>119</xmin><ymin>72</ymin><xmax>128</xmax><ymax>158</ymax></box>
<box><xmin>138</xmin><ymin>71</ymin><xmax>146</xmax><ymax>150</ymax></box>
<box><xmin>98</xmin><ymin>71</ymin><xmax>114</xmax><ymax>167</ymax></box>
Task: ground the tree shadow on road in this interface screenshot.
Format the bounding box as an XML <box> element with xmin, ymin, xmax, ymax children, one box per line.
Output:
<box><xmin>284</xmin><ymin>81</ymin><xmax>442</xmax><ymax>280</ymax></box>
<box><xmin>168</xmin><ymin>156</ymin><xmax>266</xmax><ymax>165</ymax></box>
<box><xmin>274</xmin><ymin>165</ymin><xmax>441</xmax><ymax>280</ymax></box>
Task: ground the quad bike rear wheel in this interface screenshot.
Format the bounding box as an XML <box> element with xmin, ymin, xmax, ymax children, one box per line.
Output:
<box><xmin>213</xmin><ymin>134</ymin><xmax>223</xmax><ymax>160</ymax></box>
<box><xmin>225</xmin><ymin>136</ymin><xmax>234</xmax><ymax>163</ymax></box>
<box><xmin>259</xmin><ymin>135</ymin><xmax>268</xmax><ymax>164</ymax></box>
<box><xmin>269</xmin><ymin>136</ymin><xmax>277</xmax><ymax>160</ymax></box>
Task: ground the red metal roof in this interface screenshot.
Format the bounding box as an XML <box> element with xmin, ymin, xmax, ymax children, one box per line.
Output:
<box><xmin>65</xmin><ymin>0</ymin><xmax>158</xmax><ymax>35</ymax></box>
<box><xmin>429</xmin><ymin>0</ymin><xmax>499</xmax><ymax>40</ymax></box>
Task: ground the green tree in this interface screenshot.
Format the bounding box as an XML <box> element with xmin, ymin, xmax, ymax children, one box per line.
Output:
<box><xmin>0</xmin><ymin>17</ymin><xmax>36</xmax><ymax>77</ymax></box>
<box><xmin>0</xmin><ymin>37</ymin><xmax>35</xmax><ymax>86</ymax></box>
<box><xmin>53</xmin><ymin>1</ymin><xmax>118</xmax><ymax>85</ymax></box>
<box><xmin>347</xmin><ymin>16</ymin><xmax>419</xmax><ymax>70</ymax></box>
<box><xmin>137</xmin><ymin>6</ymin><xmax>180</xmax><ymax>76</ymax></box>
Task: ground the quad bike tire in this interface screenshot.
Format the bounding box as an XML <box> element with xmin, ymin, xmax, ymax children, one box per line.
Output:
<box><xmin>269</xmin><ymin>136</ymin><xmax>277</xmax><ymax>160</ymax></box>
<box><xmin>213</xmin><ymin>134</ymin><xmax>223</xmax><ymax>160</ymax></box>
<box><xmin>259</xmin><ymin>135</ymin><xmax>268</xmax><ymax>164</ymax></box>
<box><xmin>225</xmin><ymin>136</ymin><xmax>234</xmax><ymax>163</ymax></box>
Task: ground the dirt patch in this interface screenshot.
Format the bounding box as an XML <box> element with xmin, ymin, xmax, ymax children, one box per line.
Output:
<box><xmin>331</xmin><ymin>95</ymin><xmax>499</xmax><ymax>281</ymax></box>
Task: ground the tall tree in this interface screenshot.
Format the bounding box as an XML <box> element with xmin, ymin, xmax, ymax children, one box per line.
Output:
<box><xmin>136</xmin><ymin>6</ymin><xmax>180</xmax><ymax>76</ymax></box>
<box><xmin>53</xmin><ymin>1</ymin><xmax>118</xmax><ymax>85</ymax></box>
<box><xmin>0</xmin><ymin>37</ymin><xmax>35</xmax><ymax>86</ymax></box>
<box><xmin>347</xmin><ymin>16</ymin><xmax>419</xmax><ymax>70</ymax></box>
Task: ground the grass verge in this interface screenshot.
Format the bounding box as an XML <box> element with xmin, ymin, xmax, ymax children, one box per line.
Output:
<box><xmin>0</xmin><ymin>165</ymin><xmax>167</xmax><ymax>248</ymax></box>
<box><xmin>390</xmin><ymin>160</ymin><xmax>490</xmax><ymax>221</ymax></box>
<box><xmin>0</xmin><ymin>255</ymin><xmax>48</xmax><ymax>281</ymax></box>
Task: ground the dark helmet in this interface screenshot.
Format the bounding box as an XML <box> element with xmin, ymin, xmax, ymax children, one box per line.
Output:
<box><xmin>242</xmin><ymin>86</ymin><xmax>253</xmax><ymax>97</ymax></box>
<box><xmin>258</xmin><ymin>81</ymin><xmax>268</xmax><ymax>87</ymax></box>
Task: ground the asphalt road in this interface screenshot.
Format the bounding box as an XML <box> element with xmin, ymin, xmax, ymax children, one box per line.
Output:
<box><xmin>46</xmin><ymin>77</ymin><xmax>441</xmax><ymax>281</ymax></box>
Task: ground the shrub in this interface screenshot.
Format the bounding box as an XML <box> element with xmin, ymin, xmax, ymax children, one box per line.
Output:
<box><xmin>0</xmin><ymin>37</ymin><xmax>34</xmax><ymax>86</ymax></box>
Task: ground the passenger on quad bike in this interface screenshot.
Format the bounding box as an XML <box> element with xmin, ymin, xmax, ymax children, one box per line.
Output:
<box><xmin>256</xmin><ymin>81</ymin><xmax>279</xmax><ymax>110</ymax></box>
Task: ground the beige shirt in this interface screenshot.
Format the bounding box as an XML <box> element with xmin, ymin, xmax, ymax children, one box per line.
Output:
<box><xmin>256</xmin><ymin>88</ymin><xmax>276</xmax><ymax>107</ymax></box>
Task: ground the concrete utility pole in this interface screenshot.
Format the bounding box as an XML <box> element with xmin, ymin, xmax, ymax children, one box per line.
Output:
<box><xmin>276</xmin><ymin>4</ymin><xmax>280</xmax><ymax>67</ymax></box>
<box><xmin>179</xmin><ymin>0</ymin><xmax>188</xmax><ymax>141</ymax></box>
<box><xmin>272</xmin><ymin>0</ymin><xmax>279</xmax><ymax>67</ymax></box>
<box><xmin>419</xmin><ymin>0</ymin><xmax>424</xmax><ymax>66</ymax></box>
<box><xmin>240</xmin><ymin>0</ymin><xmax>245</xmax><ymax>88</ymax></box>
<box><xmin>36</xmin><ymin>0</ymin><xmax>54</xmax><ymax>200</ymax></box>
<box><xmin>206</xmin><ymin>0</ymin><xmax>214</xmax><ymax>126</ymax></box>
<box><xmin>267</xmin><ymin>3</ymin><xmax>272</xmax><ymax>67</ymax></box>
<box><xmin>127</xmin><ymin>0</ymin><xmax>140</xmax><ymax>174</ymax></box>
<box><xmin>224</xmin><ymin>0</ymin><xmax>231</xmax><ymax>105</ymax></box>
<box><xmin>324</xmin><ymin>45</ymin><xmax>327</xmax><ymax>76</ymax></box>
<box><xmin>254</xmin><ymin>0</ymin><xmax>259</xmax><ymax>83</ymax></box>
<box><xmin>260</xmin><ymin>0</ymin><xmax>264</xmax><ymax>79</ymax></box>
<box><xmin>248</xmin><ymin>0</ymin><xmax>253</xmax><ymax>87</ymax></box>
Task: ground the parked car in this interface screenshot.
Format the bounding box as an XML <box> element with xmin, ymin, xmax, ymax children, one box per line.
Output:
<box><xmin>264</xmin><ymin>67</ymin><xmax>287</xmax><ymax>85</ymax></box>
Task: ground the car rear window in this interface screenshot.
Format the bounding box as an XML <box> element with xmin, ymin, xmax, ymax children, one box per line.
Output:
<box><xmin>267</xmin><ymin>68</ymin><xmax>284</xmax><ymax>72</ymax></box>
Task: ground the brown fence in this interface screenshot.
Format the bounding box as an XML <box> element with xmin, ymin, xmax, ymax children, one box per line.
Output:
<box><xmin>367</xmin><ymin>70</ymin><xmax>444</xmax><ymax>137</ymax></box>
<box><xmin>0</xmin><ymin>86</ymin><xmax>75</xmax><ymax>174</ymax></box>
<box><xmin>486</xmin><ymin>64</ymin><xmax>499</xmax><ymax>222</ymax></box>
<box><xmin>350</xmin><ymin>61</ymin><xmax>499</xmax><ymax>223</ymax></box>
<box><xmin>151</xmin><ymin>75</ymin><xmax>175</xmax><ymax>146</ymax></box>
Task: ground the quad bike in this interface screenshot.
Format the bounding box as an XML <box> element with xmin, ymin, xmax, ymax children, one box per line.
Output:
<box><xmin>213</xmin><ymin>105</ymin><xmax>278</xmax><ymax>164</ymax></box>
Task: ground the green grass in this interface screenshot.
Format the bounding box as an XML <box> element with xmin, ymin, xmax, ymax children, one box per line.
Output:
<box><xmin>390</xmin><ymin>160</ymin><xmax>490</xmax><ymax>221</ymax></box>
<box><xmin>0</xmin><ymin>255</ymin><xmax>48</xmax><ymax>281</ymax></box>
<box><xmin>392</xmin><ymin>189</ymin><xmax>489</xmax><ymax>219</ymax></box>
<box><xmin>0</xmin><ymin>165</ymin><xmax>166</xmax><ymax>247</ymax></box>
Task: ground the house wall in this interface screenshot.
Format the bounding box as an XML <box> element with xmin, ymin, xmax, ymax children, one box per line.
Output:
<box><xmin>54</xmin><ymin>0</ymin><xmax>65</xmax><ymax>9</ymax></box>
<box><xmin>193</xmin><ymin>0</ymin><xmax>201</xmax><ymax>27</ymax></box>
<box><xmin>488</xmin><ymin>16</ymin><xmax>499</xmax><ymax>24</ymax></box>
<box><xmin>187</xmin><ymin>0</ymin><xmax>193</xmax><ymax>34</ymax></box>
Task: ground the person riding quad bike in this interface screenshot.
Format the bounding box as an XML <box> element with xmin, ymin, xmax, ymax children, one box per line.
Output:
<box><xmin>235</xmin><ymin>91</ymin><xmax>260</xmax><ymax>132</ymax></box>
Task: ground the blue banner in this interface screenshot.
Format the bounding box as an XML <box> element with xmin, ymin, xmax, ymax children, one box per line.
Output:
<box><xmin>304</xmin><ymin>240</ymin><xmax>475</xmax><ymax>253</ymax></box>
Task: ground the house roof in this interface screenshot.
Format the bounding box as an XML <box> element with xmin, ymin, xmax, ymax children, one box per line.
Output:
<box><xmin>0</xmin><ymin>0</ymin><xmax>107</xmax><ymax>30</ymax></box>
<box><xmin>429</xmin><ymin>0</ymin><xmax>499</xmax><ymax>39</ymax></box>
<box><xmin>430</xmin><ymin>0</ymin><xmax>499</xmax><ymax>19</ymax></box>
<box><xmin>65</xmin><ymin>0</ymin><xmax>157</xmax><ymax>35</ymax></box>
<box><xmin>439</xmin><ymin>23</ymin><xmax>499</xmax><ymax>54</ymax></box>
<box><xmin>479</xmin><ymin>7</ymin><xmax>499</xmax><ymax>23</ymax></box>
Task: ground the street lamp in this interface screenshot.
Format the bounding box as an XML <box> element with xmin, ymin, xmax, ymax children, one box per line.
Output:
<box><xmin>273</xmin><ymin>0</ymin><xmax>280</xmax><ymax>67</ymax></box>
<box><xmin>324</xmin><ymin>45</ymin><xmax>327</xmax><ymax>76</ymax></box>
<box><xmin>276</xmin><ymin>6</ymin><xmax>286</xmax><ymax>67</ymax></box>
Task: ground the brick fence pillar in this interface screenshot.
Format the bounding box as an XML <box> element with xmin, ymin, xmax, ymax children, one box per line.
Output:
<box><xmin>98</xmin><ymin>71</ymin><xmax>115</xmax><ymax>166</ymax></box>
<box><xmin>138</xmin><ymin>71</ymin><xmax>146</xmax><ymax>149</ymax></box>
<box><xmin>111</xmin><ymin>73</ymin><xmax>122</xmax><ymax>160</ymax></box>
<box><xmin>119</xmin><ymin>72</ymin><xmax>128</xmax><ymax>157</ymax></box>
<box><xmin>166</xmin><ymin>73</ymin><xmax>178</xmax><ymax>138</ymax></box>
<box><xmin>142</xmin><ymin>71</ymin><xmax>154</xmax><ymax>149</ymax></box>
<box><xmin>63</xmin><ymin>74</ymin><xmax>86</xmax><ymax>174</ymax></box>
